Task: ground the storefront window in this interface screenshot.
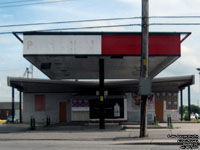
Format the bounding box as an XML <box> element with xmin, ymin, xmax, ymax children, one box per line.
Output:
<box><xmin>166</xmin><ymin>96</ymin><xmax>178</xmax><ymax>110</ymax></box>
<box><xmin>156</xmin><ymin>92</ymin><xmax>178</xmax><ymax>110</ymax></box>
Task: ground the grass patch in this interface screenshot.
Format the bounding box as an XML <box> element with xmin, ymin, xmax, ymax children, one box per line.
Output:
<box><xmin>153</xmin><ymin>121</ymin><xmax>159</xmax><ymax>126</ymax></box>
<box><xmin>168</xmin><ymin>124</ymin><xmax>174</xmax><ymax>129</ymax></box>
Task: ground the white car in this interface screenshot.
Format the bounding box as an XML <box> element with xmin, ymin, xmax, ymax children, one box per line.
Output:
<box><xmin>6</xmin><ymin>116</ymin><xmax>19</xmax><ymax>123</ymax></box>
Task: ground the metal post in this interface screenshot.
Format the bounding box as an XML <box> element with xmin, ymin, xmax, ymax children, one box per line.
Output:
<box><xmin>19</xmin><ymin>91</ymin><xmax>22</xmax><ymax>123</ymax></box>
<box><xmin>99</xmin><ymin>59</ymin><xmax>105</xmax><ymax>129</ymax></box>
<box><xmin>30</xmin><ymin>117</ymin><xmax>36</xmax><ymax>130</ymax></box>
<box><xmin>140</xmin><ymin>0</ymin><xmax>149</xmax><ymax>138</ymax></box>
<box><xmin>180</xmin><ymin>89</ymin><xmax>183</xmax><ymax>121</ymax></box>
<box><xmin>167</xmin><ymin>115</ymin><xmax>170</xmax><ymax>128</ymax></box>
<box><xmin>140</xmin><ymin>95</ymin><xmax>148</xmax><ymax>137</ymax></box>
<box><xmin>188</xmin><ymin>86</ymin><xmax>191</xmax><ymax>121</ymax></box>
<box><xmin>12</xmin><ymin>87</ymin><xmax>15</xmax><ymax>123</ymax></box>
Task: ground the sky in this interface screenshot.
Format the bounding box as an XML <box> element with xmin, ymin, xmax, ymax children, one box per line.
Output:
<box><xmin>0</xmin><ymin>0</ymin><xmax>200</xmax><ymax>106</ymax></box>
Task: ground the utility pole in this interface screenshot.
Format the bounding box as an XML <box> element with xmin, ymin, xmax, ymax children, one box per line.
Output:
<box><xmin>139</xmin><ymin>0</ymin><xmax>151</xmax><ymax>138</ymax></box>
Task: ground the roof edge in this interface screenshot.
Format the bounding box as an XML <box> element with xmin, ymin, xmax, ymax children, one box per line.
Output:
<box><xmin>13</xmin><ymin>31</ymin><xmax>191</xmax><ymax>36</ymax></box>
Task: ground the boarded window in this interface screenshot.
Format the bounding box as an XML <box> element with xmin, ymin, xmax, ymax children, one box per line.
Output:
<box><xmin>35</xmin><ymin>95</ymin><xmax>45</xmax><ymax>111</ymax></box>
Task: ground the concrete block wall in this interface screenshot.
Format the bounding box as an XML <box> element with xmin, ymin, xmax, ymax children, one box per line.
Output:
<box><xmin>23</xmin><ymin>93</ymin><xmax>72</xmax><ymax>123</ymax></box>
<box><xmin>22</xmin><ymin>92</ymin><xmax>179</xmax><ymax>123</ymax></box>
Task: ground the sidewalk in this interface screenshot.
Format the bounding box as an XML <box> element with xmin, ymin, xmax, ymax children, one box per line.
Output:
<box><xmin>0</xmin><ymin>123</ymin><xmax>199</xmax><ymax>146</ymax></box>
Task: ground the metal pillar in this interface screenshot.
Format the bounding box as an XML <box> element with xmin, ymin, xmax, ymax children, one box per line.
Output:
<box><xmin>19</xmin><ymin>91</ymin><xmax>22</xmax><ymax>123</ymax></box>
<box><xmin>188</xmin><ymin>86</ymin><xmax>191</xmax><ymax>121</ymax></box>
<box><xmin>12</xmin><ymin>87</ymin><xmax>15</xmax><ymax>123</ymax></box>
<box><xmin>99</xmin><ymin>59</ymin><xmax>105</xmax><ymax>129</ymax></box>
<box><xmin>140</xmin><ymin>95</ymin><xmax>148</xmax><ymax>137</ymax></box>
<box><xmin>180</xmin><ymin>89</ymin><xmax>183</xmax><ymax>121</ymax></box>
<box><xmin>140</xmin><ymin>0</ymin><xmax>149</xmax><ymax>138</ymax></box>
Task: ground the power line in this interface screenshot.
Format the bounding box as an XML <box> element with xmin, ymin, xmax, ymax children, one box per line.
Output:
<box><xmin>17</xmin><ymin>23</ymin><xmax>200</xmax><ymax>32</ymax></box>
<box><xmin>1</xmin><ymin>16</ymin><xmax>200</xmax><ymax>29</ymax></box>
<box><xmin>1</xmin><ymin>22</ymin><xmax>200</xmax><ymax>35</ymax></box>
<box><xmin>0</xmin><ymin>24</ymin><xmax>140</xmax><ymax>35</ymax></box>
<box><xmin>38</xmin><ymin>23</ymin><xmax>140</xmax><ymax>31</ymax></box>
<box><xmin>150</xmin><ymin>16</ymin><xmax>200</xmax><ymax>19</ymax></box>
<box><xmin>0</xmin><ymin>16</ymin><xmax>140</xmax><ymax>28</ymax></box>
<box><xmin>150</xmin><ymin>23</ymin><xmax>200</xmax><ymax>26</ymax></box>
<box><xmin>0</xmin><ymin>0</ymin><xmax>75</xmax><ymax>8</ymax></box>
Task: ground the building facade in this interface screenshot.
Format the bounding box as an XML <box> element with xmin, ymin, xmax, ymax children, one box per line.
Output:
<box><xmin>21</xmin><ymin>92</ymin><xmax>179</xmax><ymax>123</ymax></box>
<box><xmin>7</xmin><ymin>31</ymin><xmax>193</xmax><ymax>124</ymax></box>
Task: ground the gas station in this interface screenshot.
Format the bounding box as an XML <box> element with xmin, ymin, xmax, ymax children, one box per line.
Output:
<box><xmin>7</xmin><ymin>31</ymin><xmax>194</xmax><ymax>131</ymax></box>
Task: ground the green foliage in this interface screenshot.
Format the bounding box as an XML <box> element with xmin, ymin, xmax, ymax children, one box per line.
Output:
<box><xmin>179</xmin><ymin>105</ymin><xmax>187</xmax><ymax>114</ymax></box>
<box><xmin>153</xmin><ymin>120</ymin><xmax>159</xmax><ymax>125</ymax></box>
<box><xmin>184</xmin><ymin>110</ymin><xmax>189</xmax><ymax>121</ymax></box>
<box><xmin>179</xmin><ymin>104</ymin><xmax>200</xmax><ymax>121</ymax></box>
<box><xmin>168</xmin><ymin>123</ymin><xmax>173</xmax><ymax>129</ymax></box>
<box><xmin>179</xmin><ymin>105</ymin><xmax>200</xmax><ymax>114</ymax></box>
<box><xmin>190</xmin><ymin>105</ymin><xmax>200</xmax><ymax>113</ymax></box>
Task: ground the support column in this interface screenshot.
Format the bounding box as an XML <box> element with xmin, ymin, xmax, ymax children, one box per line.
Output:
<box><xmin>140</xmin><ymin>95</ymin><xmax>148</xmax><ymax>137</ymax></box>
<box><xmin>19</xmin><ymin>90</ymin><xmax>22</xmax><ymax>123</ymax></box>
<box><xmin>180</xmin><ymin>89</ymin><xmax>183</xmax><ymax>121</ymax></box>
<box><xmin>99</xmin><ymin>59</ymin><xmax>105</xmax><ymax>129</ymax></box>
<box><xmin>188</xmin><ymin>86</ymin><xmax>191</xmax><ymax>121</ymax></box>
<box><xmin>12</xmin><ymin>87</ymin><xmax>15</xmax><ymax>123</ymax></box>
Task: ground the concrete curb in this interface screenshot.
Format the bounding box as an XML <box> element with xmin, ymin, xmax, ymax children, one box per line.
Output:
<box><xmin>115</xmin><ymin>139</ymin><xmax>179</xmax><ymax>145</ymax></box>
<box><xmin>121</xmin><ymin>125</ymin><xmax>167</xmax><ymax>130</ymax></box>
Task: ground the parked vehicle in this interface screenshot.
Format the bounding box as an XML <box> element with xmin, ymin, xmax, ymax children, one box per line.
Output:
<box><xmin>6</xmin><ymin>116</ymin><xmax>19</xmax><ymax>123</ymax></box>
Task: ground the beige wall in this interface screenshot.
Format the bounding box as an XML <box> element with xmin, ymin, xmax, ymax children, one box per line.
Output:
<box><xmin>23</xmin><ymin>93</ymin><xmax>72</xmax><ymax>123</ymax></box>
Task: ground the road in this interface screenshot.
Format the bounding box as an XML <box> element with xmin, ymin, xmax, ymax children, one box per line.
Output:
<box><xmin>0</xmin><ymin>140</ymin><xmax>181</xmax><ymax>150</ymax></box>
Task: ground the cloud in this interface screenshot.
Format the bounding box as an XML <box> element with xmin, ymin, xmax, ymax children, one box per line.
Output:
<box><xmin>119</xmin><ymin>0</ymin><xmax>200</xmax><ymax>16</ymax></box>
<box><xmin>150</xmin><ymin>0</ymin><xmax>200</xmax><ymax>16</ymax></box>
<box><xmin>119</xmin><ymin>0</ymin><xmax>140</xmax><ymax>4</ymax></box>
<box><xmin>158</xmin><ymin>46</ymin><xmax>200</xmax><ymax>77</ymax></box>
<box><xmin>178</xmin><ymin>46</ymin><xmax>200</xmax><ymax>68</ymax></box>
<box><xmin>0</xmin><ymin>14</ymin><xmax>13</xmax><ymax>19</ymax></box>
<box><xmin>157</xmin><ymin>45</ymin><xmax>200</xmax><ymax>103</ymax></box>
<box><xmin>78</xmin><ymin>21</ymin><xmax>127</xmax><ymax>31</ymax></box>
<box><xmin>1</xmin><ymin>0</ymin><xmax>200</xmax><ymax>104</ymax></box>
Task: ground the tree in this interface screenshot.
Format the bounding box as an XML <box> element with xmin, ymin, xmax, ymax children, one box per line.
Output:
<box><xmin>179</xmin><ymin>104</ymin><xmax>200</xmax><ymax>120</ymax></box>
<box><xmin>190</xmin><ymin>105</ymin><xmax>200</xmax><ymax>114</ymax></box>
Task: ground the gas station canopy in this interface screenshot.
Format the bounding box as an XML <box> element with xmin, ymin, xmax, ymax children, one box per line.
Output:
<box><xmin>22</xmin><ymin>32</ymin><xmax>190</xmax><ymax>79</ymax></box>
<box><xmin>7</xmin><ymin>75</ymin><xmax>194</xmax><ymax>93</ymax></box>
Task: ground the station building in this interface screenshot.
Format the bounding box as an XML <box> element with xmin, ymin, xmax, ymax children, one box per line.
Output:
<box><xmin>7</xmin><ymin>31</ymin><xmax>194</xmax><ymax>124</ymax></box>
